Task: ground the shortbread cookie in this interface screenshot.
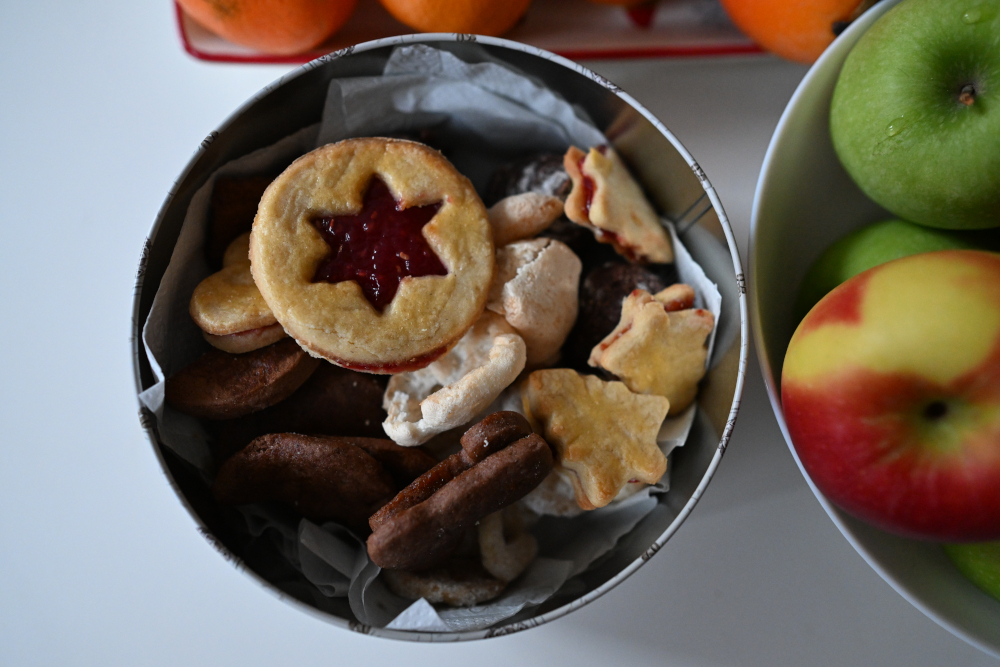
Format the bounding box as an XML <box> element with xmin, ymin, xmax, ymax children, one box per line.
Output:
<box><xmin>523</xmin><ymin>369</ymin><xmax>669</xmax><ymax>510</ymax></box>
<box><xmin>487</xmin><ymin>193</ymin><xmax>564</xmax><ymax>247</ymax></box>
<box><xmin>478</xmin><ymin>510</ymin><xmax>537</xmax><ymax>583</ymax></box>
<box><xmin>190</xmin><ymin>233</ymin><xmax>286</xmax><ymax>353</ymax></box>
<box><xmin>382</xmin><ymin>312</ymin><xmax>526</xmax><ymax>447</ymax></box>
<box><xmin>563</xmin><ymin>262</ymin><xmax>671</xmax><ymax>369</ymax></box>
<box><xmin>589</xmin><ymin>286</ymin><xmax>714</xmax><ymax>415</ymax></box>
<box><xmin>487</xmin><ymin>238</ymin><xmax>581</xmax><ymax>368</ymax></box>
<box><xmin>250</xmin><ymin>138</ymin><xmax>495</xmax><ymax>373</ymax></box>
<box><xmin>564</xmin><ymin>145</ymin><xmax>673</xmax><ymax>264</ymax></box>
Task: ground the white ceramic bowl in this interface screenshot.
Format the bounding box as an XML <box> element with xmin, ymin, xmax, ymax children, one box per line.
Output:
<box><xmin>132</xmin><ymin>34</ymin><xmax>747</xmax><ymax>641</ymax></box>
<box><xmin>750</xmin><ymin>0</ymin><xmax>1000</xmax><ymax>658</ymax></box>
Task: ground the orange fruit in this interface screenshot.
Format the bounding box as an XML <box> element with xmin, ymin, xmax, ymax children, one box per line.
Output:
<box><xmin>376</xmin><ymin>0</ymin><xmax>532</xmax><ymax>36</ymax></box>
<box><xmin>718</xmin><ymin>0</ymin><xmax>871</xmax><ymax>64</ymax></box>
<box><xmin>178</xmin><ymin>0</ymin><xmax>358</xmax><ymax>56</ymax></box>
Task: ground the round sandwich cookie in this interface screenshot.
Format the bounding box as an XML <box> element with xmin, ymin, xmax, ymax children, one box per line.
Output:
<box><xmin>250</xmin><ymin>137</ymin><xmax>495</xmax><ymax>373</ymax></box>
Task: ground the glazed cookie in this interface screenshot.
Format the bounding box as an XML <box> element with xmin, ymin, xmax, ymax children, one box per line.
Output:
<box><xmin>382</xmin><ymin>312</ymin><xmax>526</xmax><ymax>447</ymax></box>
<box><xmin>250</xmin><ymin>138</ymin><xmax>495</xmax><ymax>373</ymax></box>
<box><xmin>564</xmin><ymin>145</ymin><xmax>673</xmax><ymax>264</ymax></box>
<box><xmin>487</xmin><ymin>238</ymin><xmax>581</xmax><ymax>368</ymax></box>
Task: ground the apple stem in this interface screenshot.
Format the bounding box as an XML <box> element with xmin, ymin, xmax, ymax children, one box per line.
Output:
<box><xmin>959</xmin><ymin>84</ymin><xmax>977</xmax><ymax>106</ymax></box>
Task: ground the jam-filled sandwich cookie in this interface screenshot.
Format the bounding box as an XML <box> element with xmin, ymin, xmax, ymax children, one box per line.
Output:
<box><xmin>250</xmin><ymin>138</ymin><xmax>495</xmax><ymax>374</ymax></box>
<box><xmin>189</xmin><ymin>232</ymin><xmax>287</xmax><ymax>354</ymax></box>
<box><xmin>563</xmin><ymin>145</ymin><xmax>674</xmax><ymax>264</ymax></box>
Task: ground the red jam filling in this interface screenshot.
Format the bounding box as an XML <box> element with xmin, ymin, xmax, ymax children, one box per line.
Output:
<box><xmin>334</xmin><ymin>344</ymin><xmax>450</xmax><ymax>374</ymax></box>
<box><xmin>311</xmin><ymin>177</ymin><xmax>447</xmax><ymax>312</ymax></box>
<box><xmin>595</xmin><ymin>228</ymin><xmax>641</xmax><ymax>263</ymax></box>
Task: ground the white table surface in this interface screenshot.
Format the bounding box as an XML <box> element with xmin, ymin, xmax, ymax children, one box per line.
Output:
<box><xmin>1</xmin><ymin>2</ymin><xmax>996</xmax><ymax>665</ymax></box>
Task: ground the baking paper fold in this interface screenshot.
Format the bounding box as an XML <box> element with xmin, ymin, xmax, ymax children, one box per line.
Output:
<box><xmin>139</xmin><ymin>44</ymin><xmax>721</xmax><ymax>633</ymax></box>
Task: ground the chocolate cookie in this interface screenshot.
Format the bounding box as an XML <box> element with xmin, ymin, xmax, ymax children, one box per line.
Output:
<box><xmin>562</xmin><ymin>263</ymin><xmax>674</xmax><ymax>371</ymax></box>
<box><xmin>486</xmin><ymin>153</ymin><xmax>572</xmax><ymax>205</ymax></box>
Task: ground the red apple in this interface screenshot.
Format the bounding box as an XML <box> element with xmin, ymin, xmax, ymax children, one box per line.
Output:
<box><xmin>781</xmin><ymin>250</ymin><xmax>1000</xmax><ymax>541</ymax></box>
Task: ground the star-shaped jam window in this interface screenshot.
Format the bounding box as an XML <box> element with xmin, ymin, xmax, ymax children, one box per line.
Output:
<box><xmin>310</xmin><ymin>177</ymin><xmax>447</xmax><ymax>312</ymax></box>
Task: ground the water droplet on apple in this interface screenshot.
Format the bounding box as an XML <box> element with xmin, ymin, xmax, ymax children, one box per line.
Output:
<box><xmin>886</xmin><ymin>122</ymin><xmax>902</xmax><ymax>137</ymax></box>
<box><xmin>963</xmin><ymin>8</ymin><xmax>982</xmax><ymax>23</ymax></box>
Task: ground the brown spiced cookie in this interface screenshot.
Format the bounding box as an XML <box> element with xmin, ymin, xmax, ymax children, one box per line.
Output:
<box><xmin>381</xmin><ymin>559</ymin><xmax>506</xmax><ymax>607</ymax></box>
<box><xmin>212</xmin><ymin>433</ymin><xmax>435</xmax><ymax>532</ymax></box>
<box><xmin>371</xmin><ymin>411</ymin><xmax>533</xmax><ymax>532</ymax></box>
<box><xmin>250</xmin><ymin>137</ymin><xmax>495</xmax><ymax>373</ymax></box>
<box><xmin>367</xmin><ymin>412</ymin><xmax>552</xmax><ymax>571</ymax></box>
<box><xmin>209</xmin><ymin>361</ymin><xmax>389</xmax><ymax>462</ymax></box>
<box><xmin>164</xmin><ymin>338</ymin><xmax>320</xmax><ymax>420</ymax></box>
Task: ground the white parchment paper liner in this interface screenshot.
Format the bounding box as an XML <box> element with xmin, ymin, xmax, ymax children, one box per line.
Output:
<box><xmin>138</xmin><ymin>44</ymin><xmax>720</xmax><ymax>633</ymax></box>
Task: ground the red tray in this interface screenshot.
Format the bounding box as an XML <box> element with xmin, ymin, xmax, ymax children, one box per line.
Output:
<box><xmin>175</xmin><ymin>0</ymin><xmax>762</xmax><ymax>64</ymax></box>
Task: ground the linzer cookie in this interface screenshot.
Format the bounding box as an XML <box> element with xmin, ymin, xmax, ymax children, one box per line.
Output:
<box><xmin>564</xmin><ymin>145</ymin><xmax>674</xmax><ymax>264</ymax></box>
<box><xmin>563</xmin><ymin>262</ymin><xmax>671</xmax><ymax>370</ymax></box>
<box><xmin>250</xmin><ymin>137</ymin><xmax>495</xmax><ymax>373</ymax></box>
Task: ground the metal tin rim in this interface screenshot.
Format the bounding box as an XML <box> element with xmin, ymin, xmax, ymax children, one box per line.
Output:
<box><xmin>132</xmin><ymin>32</ymin><xmax>749</xmax><ymax>642</ymax></box>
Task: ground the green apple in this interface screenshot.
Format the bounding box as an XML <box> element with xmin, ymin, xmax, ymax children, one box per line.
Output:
<box><xmin>830</xmin><ymin>0</ymin><xmax>1000</xmax><ymax>230</ymax></box>
<box><xmin>944</xmin><ymin>542</ymin><xmax>1000</xmax><ymax>602</ymax></box>
<box><xmin>795</xmin><ymin>219</ymin><xmax>1000</xmax><ymax>319</ymax></box>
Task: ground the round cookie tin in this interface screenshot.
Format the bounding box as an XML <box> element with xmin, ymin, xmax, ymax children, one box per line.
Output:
<box><xmin>132</xmin><ymin>34</ymin><xmax>747</xmax><ymax>641</ymax></box>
